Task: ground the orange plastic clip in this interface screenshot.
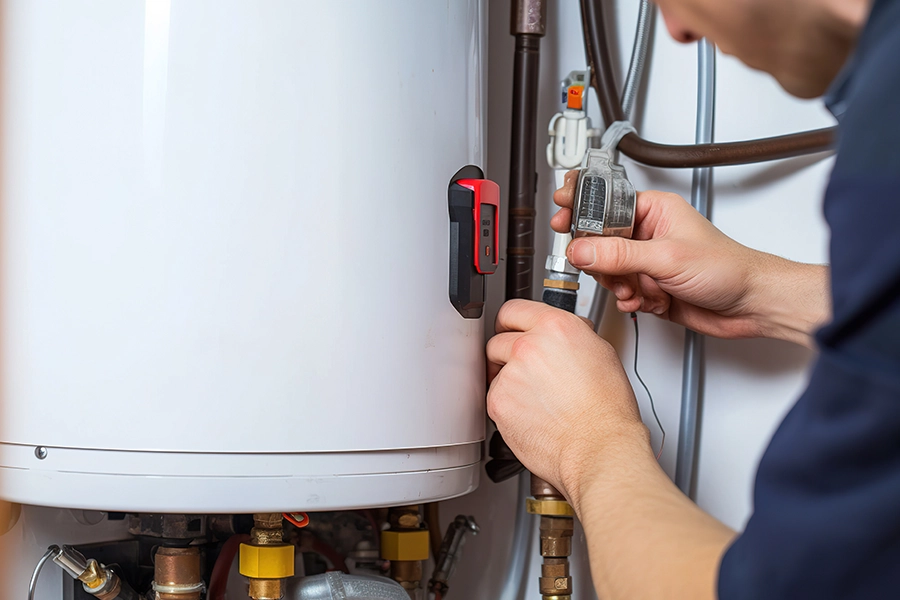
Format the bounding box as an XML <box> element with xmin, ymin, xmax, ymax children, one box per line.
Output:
<box><xmin>567</xmin><ymin>85</ymin><xmax>585</xmax><ymax>110</ymax></box>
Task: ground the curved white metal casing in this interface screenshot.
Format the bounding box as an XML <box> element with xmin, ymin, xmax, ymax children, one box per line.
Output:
<box><xmin>0</xmin><ymin>0</ymin><xmax>488</xmax><ymax>512</ymax></box>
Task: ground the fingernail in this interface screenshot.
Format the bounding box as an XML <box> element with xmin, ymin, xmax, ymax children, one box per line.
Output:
<box><xmin>614</xmin><ymin>283</ymin><xmax>626</xmax><ymax>299</ymax></box>
<box><xmin>568</xmin><ymin>241</ymin><xmax>595</xmax><ymax>267</ymax></box>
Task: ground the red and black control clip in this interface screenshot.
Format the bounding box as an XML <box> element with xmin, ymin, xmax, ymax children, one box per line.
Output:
<box><xmin>448</xmin><ymin>166</ymin><xmax>500</xmax><ymax>319</ymax></box>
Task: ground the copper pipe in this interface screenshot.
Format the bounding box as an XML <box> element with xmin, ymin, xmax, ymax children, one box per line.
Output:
<box><xmin>531</xmin><ymin>475</ymin><xmax>563</xmax><ymax>501</ymax></box>
<box><xmin>153</xmin><ymin>547</ymin><xmax>203</xmax><ymax>600</ymax></box>
<box><xmin>579</xmin><ymin>0</ymin><xmax>836</xmax><ymax>168</ymax></box>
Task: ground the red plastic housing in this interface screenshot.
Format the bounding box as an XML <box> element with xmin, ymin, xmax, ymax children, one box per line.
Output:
<box><xmin>456</xmin><ymin>178</ymin><xmax>500</xmax><ymax>275</ymax></box>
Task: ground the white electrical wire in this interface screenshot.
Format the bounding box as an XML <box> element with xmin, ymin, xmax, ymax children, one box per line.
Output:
<box><xmin>28</xmin><ymin>545</ymin><xmax>60</xmax><ymax>600</ymax></box>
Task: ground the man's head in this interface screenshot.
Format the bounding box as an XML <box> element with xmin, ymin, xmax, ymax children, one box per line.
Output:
<box><xmin>653</xmin><ymin>0</ymin><xmax>872</xmax><ymax>98</ymax></box>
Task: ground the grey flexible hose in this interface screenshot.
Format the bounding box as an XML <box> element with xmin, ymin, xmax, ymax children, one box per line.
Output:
<box><xmin>497</xmin><ymin>472</ymin><xmax>535</xmax><ymax>600</ymax></box>
<box><xmin>620</xmin><ymin>0</ymin><xmax>656</xmax><ymax>120</ymax></box>
<box><xmin>674</xmin><ymin>39</ymin><xmax>716</xmax><ymax>498</ymax></box>
<box><xmin>589</xmin><ymin>286</ymin><xmax>610</xmax><ymax>333</ymax></box>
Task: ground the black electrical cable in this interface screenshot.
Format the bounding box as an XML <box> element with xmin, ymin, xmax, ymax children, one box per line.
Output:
<box><xmin>631</xmin><ymin>312</ymin><xmax>665</xmax><ymax>459</ymax></box>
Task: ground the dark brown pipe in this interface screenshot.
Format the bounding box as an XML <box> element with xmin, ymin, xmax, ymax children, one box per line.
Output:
<box><xmin>617</xmin><ymin>127</ymin><xmax>836</xmax><ymax>168</ymax></box>
<box><xmin>506</xmin><ymin>33</ymin><xmax>542</xmax><ymax>301</ymax></box>
<box><xmin>425</xmin><ymin>502</ymin><xmax>442</xmax><ymax>559</ymax></box>
<box><xmin>579</xmin><ymin>0</ymin><xmax>837</xmax><ymax>168</ymax></box>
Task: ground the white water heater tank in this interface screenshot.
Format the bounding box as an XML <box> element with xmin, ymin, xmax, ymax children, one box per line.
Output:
<box><xmin>0</xmin><ymin>0</ymin><xmax>488</xmax><ymax>512</ymax></box>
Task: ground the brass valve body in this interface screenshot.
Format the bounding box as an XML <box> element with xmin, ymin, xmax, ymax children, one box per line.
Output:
<box><xmin>539</xmin><ymin>515</ymin><xmax>574</xmax><ymax>600</ymax></box>
<box><xmin>240</xmin><ymin>513</ymin><xmax>294</xmax><ymax>600</ymax></box>
<box><xmin>384</xmin><ymin>505</ymin><xmax>428</xmax><ymax>600</ymax></box>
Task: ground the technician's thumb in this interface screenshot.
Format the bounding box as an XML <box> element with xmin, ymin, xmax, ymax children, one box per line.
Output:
<box><xmin>566</xmin><ymin>236</ymin><xmax>655</xmax><ymax>276</ymax></box>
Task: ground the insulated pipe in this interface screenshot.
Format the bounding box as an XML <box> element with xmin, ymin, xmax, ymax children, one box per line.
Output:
<box><xmin>675</xmin><ymin>40</ymin><xmax>716</xmax><ymax>498</ymax></box>
<box><xmin>579</xmin><ymin>0</ymin><xmax>836</xmax><ymax>168</ymax></box>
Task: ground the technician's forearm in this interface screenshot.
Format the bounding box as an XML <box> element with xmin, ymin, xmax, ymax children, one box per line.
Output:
<box><xmin>568</xmin><ymin>429</ymin><xmax>736</xmax><ymax>600</ymax></box>
<box><xmin>749</xmin><ymin>256</ymin><xmax>831</xmax><ymax>347</ymax></box>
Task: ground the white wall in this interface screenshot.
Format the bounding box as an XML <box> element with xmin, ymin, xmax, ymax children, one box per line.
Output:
<box><xmin>442</xmin><ymin>0</ymin><xmax>835</xmax><ymax>597</ymax></box>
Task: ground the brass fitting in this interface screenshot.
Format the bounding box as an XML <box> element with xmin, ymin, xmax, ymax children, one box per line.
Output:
<box><xmin>153</xmin><ymin>547</ymin><xmax>204</xmax><ymax>600</ymax></box>
<box><xmin>239</xmin><ymin>513</ymin><xmax>294</xmax><ymax>600</ymax></box>
<box><xmin>384</xmin><ymin>505</ymin><xmax>428</xmax><ymax>599</ymax></box>
<box><xmin>77</xmin><ymin>560</ymin><xmax>125</xmax><ymax>600</ymax></box>
<box><xmin>52</xmin><ymin>546</ymin><xmax>136</xmax><ymax>600</ymax></box>
<box><xmin>540</xmin><ymin>516</ymin><xmax>574</xmax><ymax>558</ymax></box>
<box><xmin>78</xmin><ymin>559</ymin><xmax>108</xmax><ymax>590</ymax></box>
<box><xmin>539</xmin><ymin>557</ymin><xmax>572</xmax><ymax>596</ymax></box>
<box><xmin>526</xmin><ymin>498</ymin><xmax>575</xmax><ymax>517</ymax></box>
<box><xmin>538</xmin><ymin>516</ymin><xmax>574</xmax><ymax>599</ymax></box>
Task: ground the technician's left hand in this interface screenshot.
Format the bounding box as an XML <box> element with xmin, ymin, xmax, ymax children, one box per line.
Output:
<box><xmin>486</xmin><ymin>299</ymin><xmax>651</xmax><ymax>507</ymax></box>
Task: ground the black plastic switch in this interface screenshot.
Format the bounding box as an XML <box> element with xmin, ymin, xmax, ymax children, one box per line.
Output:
<box><xmin>448</xmin><ymin>166</ymin><xmax>501</xmax><ymax>319</ymax></box>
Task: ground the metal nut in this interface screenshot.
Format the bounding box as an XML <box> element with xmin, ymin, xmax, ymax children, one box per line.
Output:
<box><xmin>540</xmin><ymin>575</ymin><xmax>572</xmax><ymax>595</ymax></box>
<box><xmin>397</xmin><ymin>513</ymin><xmax>420</xmax><ymax>529</ymax></box>
<box><xmin>527</xmin><ymin>499</ymin><xmax>575</xmax><ymax>517</ymax></box>
<box><xmin>248</xmin><ymin>578</ymin><xmax>282</xmax><ymax>600</ymax></box>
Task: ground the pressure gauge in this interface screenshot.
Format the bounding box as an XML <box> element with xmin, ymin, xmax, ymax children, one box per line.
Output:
<box><xmin>572</xmin><ymin>148</ymin><xmax>636</xmax><ymax>238</ymax></box>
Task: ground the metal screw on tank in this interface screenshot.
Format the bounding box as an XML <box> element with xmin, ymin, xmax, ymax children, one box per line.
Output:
<box><xmin>35</xmin><ymin>446</ymin><xmax>48</xmax><ymax>460</ymax></box>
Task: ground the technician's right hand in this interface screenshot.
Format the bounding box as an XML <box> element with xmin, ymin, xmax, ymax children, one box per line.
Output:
<box><xmin>486</xmin><ymin>299</ymin><xmax>650</xmax><ymax>506</ymax></box>
<box><xmin>551</xmin><ymin>172</ymin><xmax>830</xmax><ymax>346</ymax></box>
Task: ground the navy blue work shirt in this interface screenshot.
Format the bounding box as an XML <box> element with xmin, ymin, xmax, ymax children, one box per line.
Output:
<box><xmin>718</xmin><ymin>0</ymin><xmax>900</xmax><ymax>597</ymax></box>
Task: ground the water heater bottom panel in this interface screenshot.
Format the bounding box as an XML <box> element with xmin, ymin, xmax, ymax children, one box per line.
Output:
<box><xmin>0</xmin><ymin>442</ymin><xmax>481</xmax><ymax>512</ymax></box>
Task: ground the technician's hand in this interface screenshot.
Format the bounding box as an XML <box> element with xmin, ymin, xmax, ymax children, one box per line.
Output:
<box><xmin>486</xmin><ymin>299</ymin><xmax>650</xmax><ymax>503</ymax></box>
<box><xmin>551</xmin><ymin>172</ymin><xmax>830</xmax><ymax>346</ymax></box>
